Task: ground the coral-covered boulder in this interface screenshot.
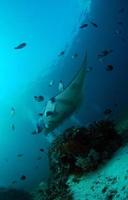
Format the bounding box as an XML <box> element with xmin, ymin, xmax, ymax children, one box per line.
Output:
<box><xmin>49</xmin><ymin>120</ymin><xmax>122</xmax><ymax>176</ymax></box>
<box><xmin>33</xmin><ymin>120</ymin><xmax>122</xmax><ymax>200</ymax></box>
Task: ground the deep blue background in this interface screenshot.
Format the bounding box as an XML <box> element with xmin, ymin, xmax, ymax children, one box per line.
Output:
<box><xmin>0</xmin><ymin>0</ymin><xmax>127</xmax><ymax>191</ymax></box>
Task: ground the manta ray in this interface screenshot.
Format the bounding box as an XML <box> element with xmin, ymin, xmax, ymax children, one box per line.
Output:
<box><xmin>35</xmin><ymin>52</ymin><xmax>88</xmax><ymax>135</ymax></box>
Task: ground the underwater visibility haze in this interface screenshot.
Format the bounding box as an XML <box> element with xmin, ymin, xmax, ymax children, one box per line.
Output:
<box><xmin>0</xmin><ymin>0</ymin><xmax>128</xmax><ymax>199</ymax></box>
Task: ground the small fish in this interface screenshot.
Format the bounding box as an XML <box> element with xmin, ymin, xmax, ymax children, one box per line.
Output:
<box><xmin>34</xmin><ymin>95</ymin><xmax>44</xmax><ymax>102</ymax></box>
<box><xmin>40</xmin><ymin>148</ymin><xmax>44</xmax><ymax>152</ymax></box>
<box><xmin>11</xmin><ymin>107</ymin><xmax>15</xmax><ymax>116</ymax></box>
<box><xmin>38</xmin><ymin>113</ymin><xmax>43</xmax><ymax>116</ymax></box>
<box><xmin>32</xmin><ymin>122</ymin><xmax>43</xmax><ymax>135</ymax></box>
<box><xmin>20</xmin><ymin>175</ymin><xmax>26</xmax><ymax>180</ymax></box>
<box><xmin>17</xmin><ymin>154</ymin><xmax>23</xmax><ymax>158</ymax></box>
<box><xmin>58</xmin><ymin>80</ymin><xmax>64</xmax><ymax>92</ymax></box>
<box><xmin>98</xmin><ymin>49</ymin><xmax>113</xmax><ymax>59</ymax></box>
<box><xmin>80</xmin><ymin>23</ymin><xmax>88</xmax><ymax>29</ymax></box>
<box><xmin>58</xmin><ymin>51</ymin><xmax>65</xmax><ymax>56</ymax></box>
<box><xmin>106</xmin><ymin>64</ymin><xmax>114</xmax><ymax>71</ymax></box>
<box><xmin>90</xmin><ymin>21</ymin><xmax>98</xmax><ymax>28</ymax></box>
<box><xmin>103</xmin><ymin>108</ymin><xmax>112</xmax><ymax>115</ymax></box>
<box><xmin>117</xmin><ymin>21</ymin><xmax>123</xmax><ymax>25</ymax></box>
<box><xmin>72</xmin><ymin>53</ymin><xmax>78</xmax><ymax>59</ymax></box>
<box><xmin>49</xmin><ymin>80</ymin><xmax>54</xmax><ymax>87</ymax></box>
<box><xmin>14</xmin><ymin>42</ymin><xmax>27</xmax><ymax>50</ymax></box>
<box><xmin>36</xmin><ymin>124</ymin><xmax>43</xmax><ymax>134</ymax></box>
<box><xmin>50</xmin><ymin>97</ymin><xmax>56</xmax><ymax>103</ymax></box>
<box><xmin>11</xmin><ymin>124</ymin><xmax>15</xmax><ymax>131</ymax></box>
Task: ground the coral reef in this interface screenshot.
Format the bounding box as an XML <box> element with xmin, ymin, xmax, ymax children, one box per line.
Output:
<box><xmin>32</xmin><ymin>179</ymin><xmax>72</xmax><ymax>200</ymax></box>
<box><xmin>49</xmin><ymin>120</ymin><xmax>122</xmax><ymax>176</ymax></box>
<box><xmin>0</xmin><ymin>187</ymin><xmax>32</xmax><ymax>200</ymax></box>
<box><xmin>31</xmin><ymin>182</ymin><xmax>48</xmax><ymax>200</ymax></box>
<box><xmin>33</xmin><ymin>120</ymin><xmax>122</xmax><ymax>200</ymax></box>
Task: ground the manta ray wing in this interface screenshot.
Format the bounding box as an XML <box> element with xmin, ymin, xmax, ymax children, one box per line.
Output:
<box><xmin>42</xmin><ymin>53</ymin><xmax>87</xmax><ymax>133</ymax></box>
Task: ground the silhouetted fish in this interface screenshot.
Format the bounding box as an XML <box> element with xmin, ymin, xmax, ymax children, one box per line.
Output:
<box><xmin>106</xmin><ymin>64</ymin><xmax>114</xmax><ymax>71</ymax></box>
<box><xmin>38</xmin><ymin>113</ymin><xmax>43</xmax><ymax>116</ymax></box>
<box><xmin>17</xmin><ymin>154</ymin><xmax>23</xmax><ymax>158</ymax></box>
<box><xmin>90</xmin><ymin>21</ymin><xmax>98</xmax><ymax>28</ymax></box>
<box><xmin>50</xmin><ymin>97</ymin><xmax>56</xmax><ymax>103</ymax></box>
<box><xmin>34</xmin><ymin>95</ymin><xmax>44</xmax><ymax>102</ymax></box>
<box><xmin>14</xmin><ymin>42</ymin><xmax>27</xmax><ymax>49</ymax></box>
<box><xmin>117</xmin><ymin>21</ymin><xmax>123</xmax><ymax>25</ymax></box>
<box><xmin>98</xmin><ymin>49</ymin><xmax>113</xmax><ymax>59</ymax></box>
<box><xmin>58</xmin><ymin>51</ymin><xmax>65</xmax><ymax>56</ymax></box>
<box><xmin>20</xmin><ymin>175</ymin><xmax>26</xmax><ymax>180</ymax></box>
<box><xmin>40</xmin><ymin>148</ymin><xmax>44</xmax><ymax>152</ymax></box>
<box><xmin>11</xmin><ymin>124</ymin><xmax>15</xmax><ymax>131</ymax></box>
<box><xmin>72</xmin><ymin>53</ymin><xmax>78</xmax><ymax>59</ymax></box>
<box><xmin>80</xmin><ymin>23</ymin><xmax>88</xmax><ymax>29</ymax></box>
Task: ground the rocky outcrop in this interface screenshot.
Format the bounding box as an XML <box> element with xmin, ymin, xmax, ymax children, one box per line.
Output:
<box><xmin>32</xmin><ymin>120</ymin><xmax>122</xmax><ymax>200</ymax></box>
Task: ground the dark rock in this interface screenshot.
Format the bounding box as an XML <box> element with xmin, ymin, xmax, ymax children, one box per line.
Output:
<box><xmin>49</xmin><ymin>120</ymin><xmax>122</xmax><ymax>176</ymax></box>
<box><xmin>36</xmin><ymin>120</ymin><xmax>122</xmax><ymax>200</ymax></box>
<box><xmin>0</xmin><ymin>188</ymin><xmax>32</xmax><ymax>200</ymax></box>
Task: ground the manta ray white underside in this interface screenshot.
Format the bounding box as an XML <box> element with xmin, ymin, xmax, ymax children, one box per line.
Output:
<box><xmin>38</xmin><ymin>52</ymin><xmax>88</xmax><ymax>134</ymax></box>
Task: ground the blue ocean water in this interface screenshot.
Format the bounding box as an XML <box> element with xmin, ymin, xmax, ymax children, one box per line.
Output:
<box><xmin>0</xmin><ymin>0</ymin><xmax>128</xmax><ymax>198</ymax></box>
